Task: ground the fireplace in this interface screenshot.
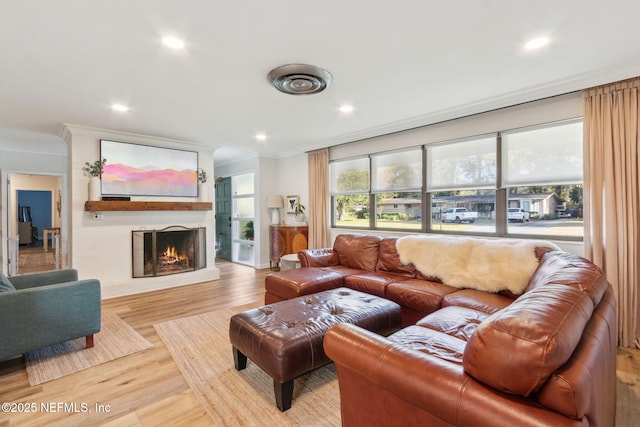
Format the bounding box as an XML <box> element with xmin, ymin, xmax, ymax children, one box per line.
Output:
<box><xmin>132</xmin><ymin>226</ymin><xmax>206</xmax><ymax>278</ymax></box>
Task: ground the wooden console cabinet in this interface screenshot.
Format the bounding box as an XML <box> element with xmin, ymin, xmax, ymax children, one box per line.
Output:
<box><xmin>269</xmin><ymin>225</ymin><xmax>308</xmax><ymax>269</ymax></box>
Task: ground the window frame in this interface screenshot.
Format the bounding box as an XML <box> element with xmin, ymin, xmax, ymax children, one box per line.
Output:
<box><xmin>330</xmin><ymin>119</ymin><xmax>583</xmax><ymax>241</ymax></box>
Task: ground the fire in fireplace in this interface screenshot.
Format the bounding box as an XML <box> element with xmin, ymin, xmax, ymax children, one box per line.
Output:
<box><xmin>132</xmin><ymin>226</ymin><xmax>205</xmax><ymax>278</ymax></box>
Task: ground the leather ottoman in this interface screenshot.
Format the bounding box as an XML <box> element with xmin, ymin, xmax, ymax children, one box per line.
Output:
<box><xmin>229</xmin><ymin>287</ymin><xmax>402</xmax><ymax>411</ymax></box>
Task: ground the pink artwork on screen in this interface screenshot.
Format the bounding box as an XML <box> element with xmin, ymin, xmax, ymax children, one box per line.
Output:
<box><xmin>100</xmin><ymin>140</ymin><xmax>198</xmax><ymax>197</ymax></box>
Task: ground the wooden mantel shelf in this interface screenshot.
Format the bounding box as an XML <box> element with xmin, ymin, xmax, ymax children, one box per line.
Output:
<box><xmin>85</xmin><ymin>201</ymin><xmax>212</xmax><ymax>212</ymax></box>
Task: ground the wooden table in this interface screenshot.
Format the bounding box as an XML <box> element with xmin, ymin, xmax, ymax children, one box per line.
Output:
<box><xmin>269</xmin><ymin>225</ymin><xmax>308</xmax><ymax>270</ymax></box>
<box><xmin>43</xmin><ymin>227</ymin><xmax>60</xmax><ymax>251</ymax></box>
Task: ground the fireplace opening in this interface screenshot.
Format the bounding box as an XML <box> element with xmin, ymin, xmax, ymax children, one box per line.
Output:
<box><xmin>132</xmin><ymin>226</ymin><xmax>205</xmax><ymax>278</ymax></box>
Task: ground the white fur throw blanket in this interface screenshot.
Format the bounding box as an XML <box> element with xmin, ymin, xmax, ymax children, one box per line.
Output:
<box><xmin>395</xmin><ymin>235</ymin><xmax>560</xmax><ymax>294</ymax></box>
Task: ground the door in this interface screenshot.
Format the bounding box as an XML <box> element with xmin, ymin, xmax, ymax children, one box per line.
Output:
<box><xmin>215</xmin><ymin>177</ymin><xmax>232</xmax><ymax>261</ymax></box>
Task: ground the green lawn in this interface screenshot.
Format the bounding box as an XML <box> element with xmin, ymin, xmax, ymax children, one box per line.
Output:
<box><xmin>335</xmin><ymin>217</ymin><xmax>584</xmax><ymax>237</ymax></box>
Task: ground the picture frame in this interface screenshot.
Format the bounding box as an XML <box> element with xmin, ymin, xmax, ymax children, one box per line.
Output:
<box><xmin>286</xmin><ymin>195</ymin><xmax>299</xmax><ymax>214</ymax></box>
<box><xmin>100</xmin><ymin>140</ymin><xmax>198</xmax><ymax>197</ymax></box>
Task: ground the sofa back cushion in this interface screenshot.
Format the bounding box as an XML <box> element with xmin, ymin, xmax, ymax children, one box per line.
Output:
<box><xmin>526</xmin><ymin>251</ymin><xmax>608</xmax><ymax>306</ymax></box>
<box><xmin>463</xmin><ymin>284</ymin><xmax>594</xmax><ymax>397</ymax></box>
<box><xmin>333</xmin><ymin>234</ymin><xmax>382</xmax><ymax>272</ymax></box>
<box><xmin>0</xmin><ymin>272</ymin><xmax>15</xmax><ymax>292</ymax></box>
<box><xmin>376</xmin><ymin>237</ymin><xmax>416</xmax><ymax>277</ymax></box>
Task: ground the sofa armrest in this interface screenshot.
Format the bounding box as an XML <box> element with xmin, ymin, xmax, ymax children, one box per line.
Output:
<box><xmin>0</xmin><ymin>279</ymin><xmax>101</xmax><ymax>360</ymax></box>
<box><xmin>325</xmin><ymin>323</ymin><xmax>466</xmax><ymax>425</ymax></box>
<box><xmin>298</xmin><ymin>248</ymin><xmax>339</xmax><ymax>267</ymax></box>
<box><xmin>9</xmin><ymin>269</ymin><xmax>79</xmax><ymax>290</ymax></box>
<box><xmin>324</xmin><ymin>324</ymin><xmax>581</xmax><ymax>427</ymax></box>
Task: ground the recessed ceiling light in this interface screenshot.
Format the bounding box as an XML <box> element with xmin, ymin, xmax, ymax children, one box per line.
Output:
<box><xmin>524</xmin><ymin>36</ymin><xmax>550</xmax><ymax>50</ymax></box>
<box><xmin>339</xmin><ymin>104</ymin><xmax>354</xmax><ymax>114</ymax></box>
<box><xmin>255</xmin><ymin>133</ymin><xmax>267</xmax><ymax>141</ymax></box>
<box><xmin>162</xmin><ymin>36</ymin><xmax>185</xmax><ymax>50</ymax></box>
<box><xmin>112</xmin><ymin>104</ymin><xmax>129</xmax><ymax>112</ymax></box>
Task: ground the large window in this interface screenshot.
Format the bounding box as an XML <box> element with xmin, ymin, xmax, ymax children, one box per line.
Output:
<box><xmin>373</xmin><ymin>149</ymin><xmax>422</xmax><ymax>230</ymax></box>
<box><xmin>330</xmin><ymin>119</ymin><xmax>583</xmax><ymax>240</ymax></box>
<box><xmin>502</xmin><ymin>120</ymin><xmax>583</xmax><ymax>238</ymax></box>
<box><xmin>331</xmin><ymin>157</ymin><xmax>370</xmax><ymax>228</ymax></box>
<box><xmin>427</xmin><ymin>136</ymin><xmax>496</xmax><ymax>233</ymax></box>
<box><xmin>331</xmin><ymin>150</ymin><xmax>424</xmax><ymax>230</ymax></box>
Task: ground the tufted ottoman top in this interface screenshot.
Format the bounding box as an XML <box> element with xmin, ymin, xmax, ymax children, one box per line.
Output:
<box><xmin>229</xmin><ymin>287</ymin><xmax>401</xmax><ymax>384</ymax></box>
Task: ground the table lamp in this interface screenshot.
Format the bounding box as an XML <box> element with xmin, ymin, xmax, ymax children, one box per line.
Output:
<box><xmin>267</xmin><ymin>195</ymin><xmax>284</xmax><ymax>225</ymax></box>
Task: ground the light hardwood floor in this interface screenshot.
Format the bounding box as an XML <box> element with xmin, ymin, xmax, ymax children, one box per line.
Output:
<box><xmin>0</xmin><ymin>260</ymin><xmax>267</xmax><ymax>426</ymax></box>
<box><xmin>0</xmin><ymin>261</ymin><xmax>638</xmax><ymax>426</ymax></box>
<box><xmin>17</xmin><ymin>244</ymin><xmax>61</xmax><ymax>275</ymax></box>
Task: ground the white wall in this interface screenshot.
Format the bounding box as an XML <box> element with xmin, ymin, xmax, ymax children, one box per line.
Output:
<box><xmin>331</xmin><ymin>92</ymin><xmax>582</xmax><ymax>160</ymax></box>
<box><xmin>276</xmin><ymin>153</ymin><xmax>309</xmax><ymax>224</ymax></box>
<box><xmin>63</xmin><ymin>124</ymin><xmax>219</xmax><ymax>299</ymax></box>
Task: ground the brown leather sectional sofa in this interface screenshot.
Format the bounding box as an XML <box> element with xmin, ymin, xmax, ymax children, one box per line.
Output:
<box><xmin>264</xmin><ymin>234</ymin><xmax>617</xmax><ymax>426</ymax></box>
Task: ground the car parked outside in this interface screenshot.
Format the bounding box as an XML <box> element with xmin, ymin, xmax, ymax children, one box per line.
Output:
<box><xmin>508</xmin><ymin>208</ymin><xmax>530</xmax><ymax>222</ymax></box>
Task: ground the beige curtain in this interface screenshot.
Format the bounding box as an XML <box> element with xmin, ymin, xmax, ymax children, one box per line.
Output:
<box><xmin>307</xmin><ymin>148</ymin><xmax>330</xmax><ymax>248</ymax></box>
<box><xmin>583</xmin><ymin>77</ymin><xmax>640</xmax><ymax>348</ymax></box>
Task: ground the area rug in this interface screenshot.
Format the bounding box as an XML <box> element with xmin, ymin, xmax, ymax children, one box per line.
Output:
<box><xmin>18</xmin><ymin>251</ymin><xmax>55</xmax><ymax>267</ymax></box>
<box><xmin>154</xmin><ymin>306</ymin><xmax>341</xmax><ymax>426</ymax></box>
<box><xmin>25</xmin><ymin>311</ymin><xmax>153</xmax><ymax>386</ymax></box>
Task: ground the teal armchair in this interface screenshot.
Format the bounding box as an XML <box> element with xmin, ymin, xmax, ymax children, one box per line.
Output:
<box><xmin>0</xmin><ymin>269</ymin><xmax>101</xmax><ymax>361</ymax></box>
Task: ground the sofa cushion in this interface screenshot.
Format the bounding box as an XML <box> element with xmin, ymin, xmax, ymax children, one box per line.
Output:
<box><xmin>386</xmin><ymin>279</ymin><xmax>457</xmax><ymax>314</ymax></box>
<box><xmin>441</xmin><ymin>289</ymin><xmax>514</xmax><ymax>314</ymax></box>
<box><xmin>416</xmin><ymin>306</ymin><xmax>489</xmax><ymax>342</ymax></box>
<box><xmin>333</xmin><ymin>234</ymin><xmax>381</xmax><ymax>272</ymax></box>
<box><xmin>463</xmin><ymin>284</ymin><xmax>594</xmax><ymax>397</ymax></box>
<box><xmin>0</xmin><ymin>272</ymin><xmax>15</xmax><ymax>292</ymax></box>
<box><xmin>526</xmin><ymin>251</ymin><xmax>608</xmax><ymax>306</ymax></box>
<box><xmin>345</xmin><ymin>272</ymin><xmax>409</xmax><ymax>298</ymax></box>
<box><xmin>376</xmin><ymin>237</ymin><xmax>416</xmax><ymax>277</ymax></box>
<box><xmin>324</xmin><ymin>265</ymin><xmax>370</xmax><ymax>277</ymax></box>
<box><xmin>387</xmin><ymin>325</ymin><xmax>466</xmax><ymax>365</ymax></box>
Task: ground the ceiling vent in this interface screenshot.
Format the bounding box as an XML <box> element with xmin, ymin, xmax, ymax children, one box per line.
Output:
<box><xmin>267</xmin><ymin>64</ymin><xmax>332</xmax><ymax>95</ymax></box>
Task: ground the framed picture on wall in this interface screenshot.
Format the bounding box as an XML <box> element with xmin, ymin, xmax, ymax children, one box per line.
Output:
<box><xmin>100</xmin><ymin>139</ymin><xmax>198</xmax><ymax>197</ymax></box>
<box><xmin>286</xmin><ymin>195</ymin><xmax>299</xmax><ymax>214</ymax></box>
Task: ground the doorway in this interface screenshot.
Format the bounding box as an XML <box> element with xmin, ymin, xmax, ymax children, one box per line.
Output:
<box><xmin>4</xmin><ymin>173</ymin><xmax>63</xmax><ymax>275</ymax></box>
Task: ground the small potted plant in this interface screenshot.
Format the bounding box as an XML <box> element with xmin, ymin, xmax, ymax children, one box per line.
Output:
<box><xmin>82</xmin><ymin>158</ymin><xmax>107</xmax><ymax>177</ymax></box>
<box><xmin>243</xmin><ymin>221</ymin><xmax>254</xmax><ymax>240</ymax></box>
<box><xmin>83</xmin><ymin>158</ymin><xmax>107</xmax><ymax>201</ymax></box>
<box><xmin>294</xmin><ymin>202</ymin><xmax>306</xmax><ymax>222</ymax></box>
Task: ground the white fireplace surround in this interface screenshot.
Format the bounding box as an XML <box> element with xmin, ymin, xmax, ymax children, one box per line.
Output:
<box><xmin>65</xmin><ymin>124</ymin><xmax>220</xmax><ymax>300</ymax></box>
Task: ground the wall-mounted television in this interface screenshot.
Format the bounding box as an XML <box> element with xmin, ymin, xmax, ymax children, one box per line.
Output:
<box><xmin>100</xmin><ymin>140</ymin><xmax>198</xmax><ymax>197</ymax></box>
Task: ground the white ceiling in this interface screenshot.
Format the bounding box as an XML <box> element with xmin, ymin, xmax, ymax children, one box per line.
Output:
<box><xmin>1</xmin><ymin>1</ymin><xmax>640</xmax><ymax>166</ymax></box>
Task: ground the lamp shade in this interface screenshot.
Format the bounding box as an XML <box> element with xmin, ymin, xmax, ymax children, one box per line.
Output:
<box><xmin>267</xmin><ymin>195</ymin><xmax>284</xmax><ymax>208</ymax></box>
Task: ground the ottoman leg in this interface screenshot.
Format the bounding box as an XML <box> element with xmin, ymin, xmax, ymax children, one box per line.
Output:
<box><xmin>233</xmin><ymin>346</ymin><xmax>247</xmax><ymax>371</ymax></box>
<box><xmin>274</xmin><ymin>379</ymin><xmax>294</xmax><ymax>412</ymax></box>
